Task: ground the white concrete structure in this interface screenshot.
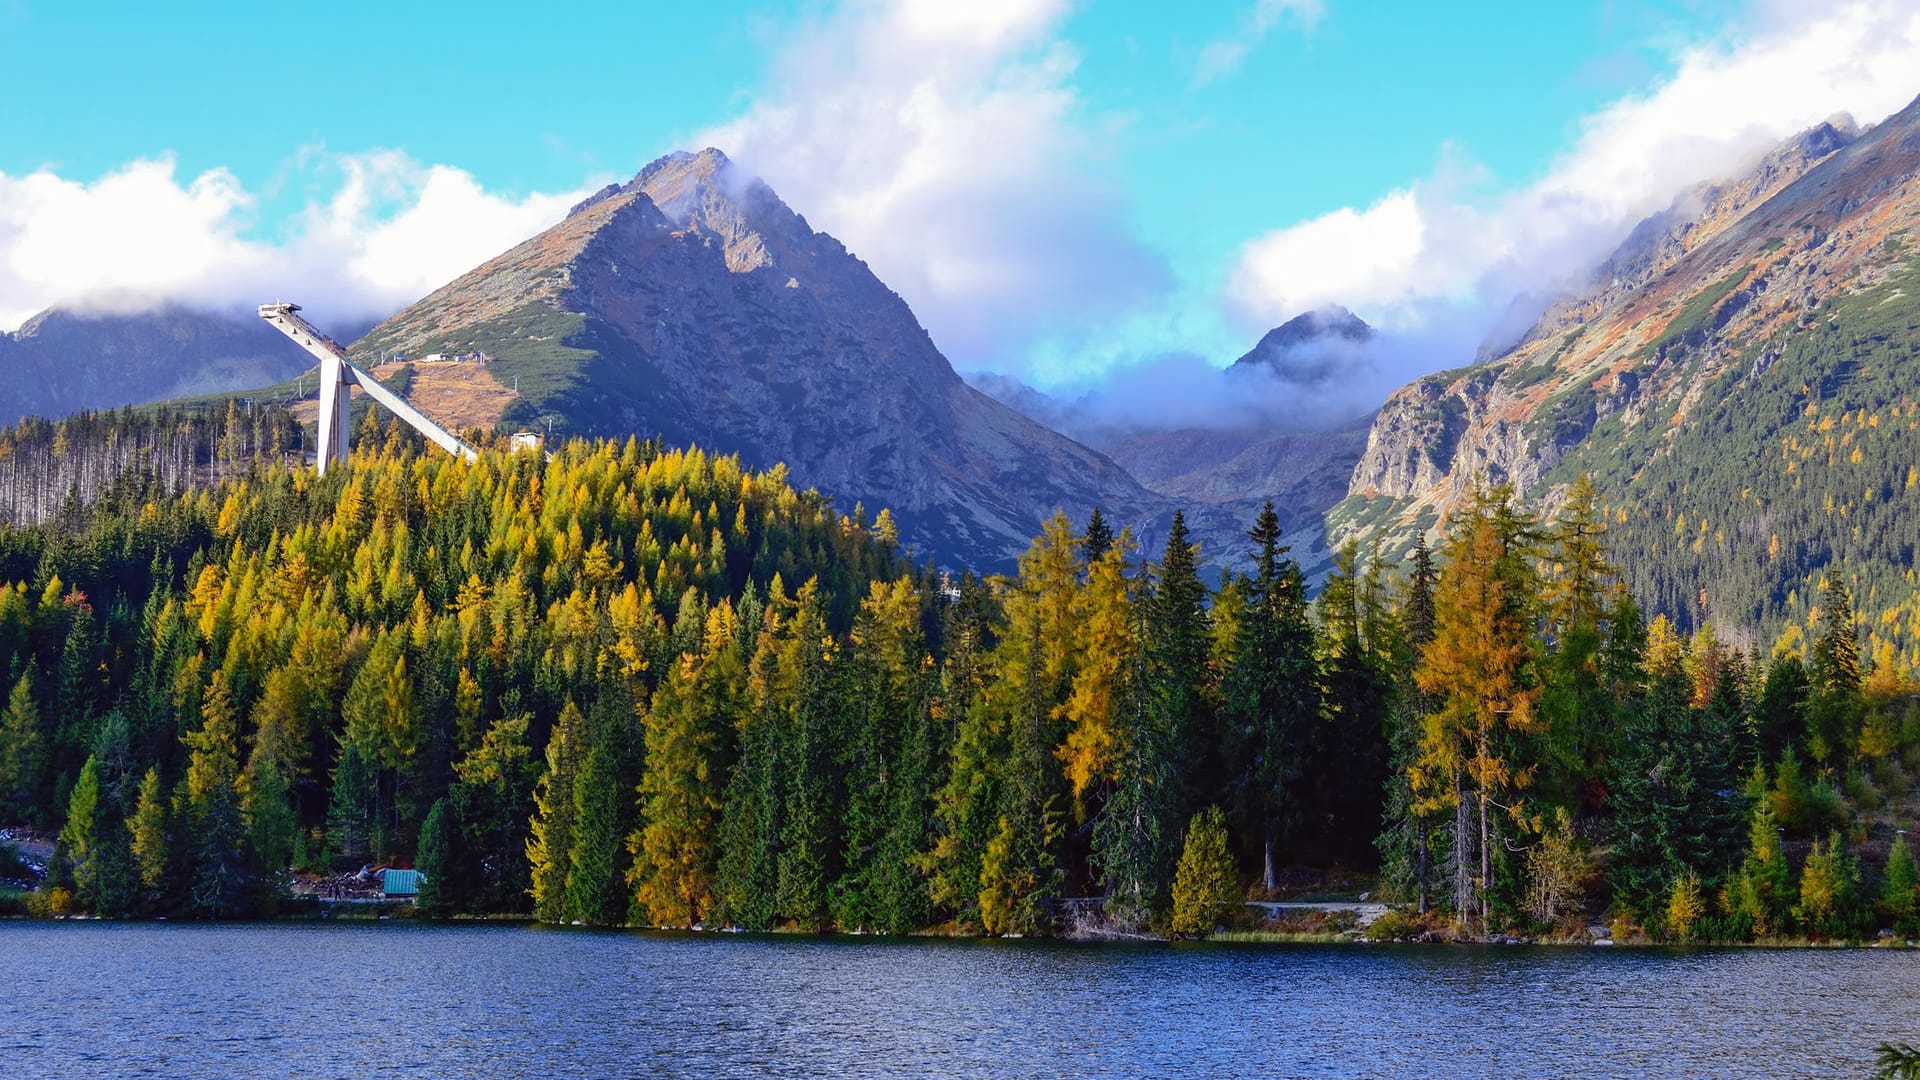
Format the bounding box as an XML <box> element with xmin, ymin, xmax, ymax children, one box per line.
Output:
<box><xmin>257</xmin><ymin>303</ymin><xmax>481</xmax><ymax>477</ymax></box>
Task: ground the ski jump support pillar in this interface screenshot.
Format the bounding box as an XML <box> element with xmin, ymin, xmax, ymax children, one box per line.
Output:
<box><xmin>258</xmin><ymin>302</ymin><xmax>480</xmax><ymax>477</ymax></box>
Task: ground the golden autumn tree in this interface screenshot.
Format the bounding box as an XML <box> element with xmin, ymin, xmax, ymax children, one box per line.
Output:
<box><xmin>1413</xmin><ymin>484</ymin><xmax>1544</xmax><ymax>934</ymax></box>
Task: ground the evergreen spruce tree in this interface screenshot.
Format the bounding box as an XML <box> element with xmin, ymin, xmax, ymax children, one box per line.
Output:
<box><xmin>0</xmin><ymin>674</ymin><xmax>45</xmax><ymax>823</ymax></box>
<box><xmin>1169</xmin><ymin>807</ymin><xmax>1238</xmax><ymax>937</ymax></box>
<box><xmin>564</xmin><ymin>742</ymin><xmax>623</xmax><ymax>926</ymax></box>
<box><xmin>1081</xmin><ymin>507</ymin><xmax>1114</xmax><ymax>565</ymax></box>
<box><xmin>1305</xmin><ymin>541</ymin><xmax>1392</xmax><ymax>868</ymax></box>
<box><xmin>181</xmin><ymin>671</ymin><xmax>252</xmax><ymax>917</ymax></box>
<box><xmin>1730</xmin><ymin>786</ymin><xmax>1793</xmax><ymax>938</ymax></box>
<box><xmin>416</xmin><ymin>797</ymin><xmax>457</xmax><ymax>917</ymax></box>
<box><xmin>632</xmin><ymin>650</ymin><xmax>726</xmax><ymax>928</ymax></box>
<box><xmin>57</xmin><ymin>755</ymin><xmax>101</xmax><ymax>909</ymax></box>
<box><xmin>715</xmin><ymin>631</ymin><xmax>785</xmax><ymax>930</ymax></box>
<box><xmin>1879</xmin><ymin>834</ymin><xmax>1919</xmax><ymax>938</ymax></box>
<box><xmin>1807</xmin><ymin>579</ymin><xmax>1863</xmax><ymax>764</ymax></box>
<box><xmin>775</xmin><ymin>585</ymin><xmax>837</xmax><ymax>931</ymax></box>
<box><xmin>1223</xmin><ymin>502</ymin><xmax>1318</xmax><ymax>893</ymax></box>
<box><xmin>1093</xmin><ymin>551</ymin><xmax>1169</xmax><ymax>928</ymax></box>
<box><xmin>1794</xmin><ymin>830</ymin><xmax>1862</xmax><ymax>941</ymax></box>
<box><xmin>326</xmin><ymin>741</ymin><xmax>376</xmax><ymax>866</ymax></box>
<box><xmin>527</xmin><ymin>701</ymin><xmax>586</xmax><ymax>923</ymax></box>
<box><xmin>127</xmin><ymin>765</ymin><xmax>169</xmax><ymax>905</ymax></box>
<box><xmin>1379</xmin><ymin>532</ymin><xmax>1437</xmax><ymax>909</ymax></box>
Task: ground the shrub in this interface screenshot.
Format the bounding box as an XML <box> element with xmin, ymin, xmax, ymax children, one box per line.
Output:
<box><xmin>25</xmin><ymin>886</ymin><xmax>76</xmax><ymax>918</ymax></box>
<box><xmin>1367</xmin><ymin>908</ymin><xmax>1414</xmax><ymax>941</ymax></box>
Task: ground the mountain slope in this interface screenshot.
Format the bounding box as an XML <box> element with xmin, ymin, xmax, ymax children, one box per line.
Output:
<box><xmin>0</xmin><ymin>306</ymin><xmax>318</xmax><ymax>424</ymax></box>
<box><xmin>1331</xmin><ymin>95</ymin><xmax>1920</xmax><ymax>657</ymax></box>
<box><xmin>352</xmin><ymin>149</ymin><xmax>1161</xmax><ymax>570</ymax></box>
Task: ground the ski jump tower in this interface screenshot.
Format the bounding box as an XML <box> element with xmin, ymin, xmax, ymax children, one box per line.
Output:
<box><xmin>258</xmin><ymin>302</ymin><xmax>480</xmax><ymax>477</ymax></box>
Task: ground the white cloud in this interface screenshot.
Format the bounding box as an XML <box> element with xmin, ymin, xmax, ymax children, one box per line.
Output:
<box><xmin>0</xmin><ymin>152</ymin><xmax>590</xmax><ymax>332</ymax></box>
<box><xmin>698</xmin><ymin>0</ymin><xmax>1170</xmax><ymax>371</ymax></box>
<box><xmin>1226</xmin><ymin>0</ymin><xmax>1920</xmax><ymax>335</ymax></box>
<box><xmin>1192</xmin><ymin>0</ymin><xmax>1325</xmax><ymax>88</ymax></box>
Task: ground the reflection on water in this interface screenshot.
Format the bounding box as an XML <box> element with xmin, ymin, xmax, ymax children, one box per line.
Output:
<box><xmin>2</xmin><ymin>922</ymin><xmax>1916</xmax><ymax>1078</ymax></box>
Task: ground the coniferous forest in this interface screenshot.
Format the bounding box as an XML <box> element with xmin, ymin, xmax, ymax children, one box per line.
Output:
<box><xmin>1</xmin><ymin>409</ymin><xmax>1918</xmax><ymax>944</ymax></box>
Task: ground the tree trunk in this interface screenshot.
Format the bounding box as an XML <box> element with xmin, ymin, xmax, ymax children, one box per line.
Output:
<box><xmin>1416</xmin><ymin>817</ymin><xmax>1429</xmax><ymax>914</ymax></box>
<box><xmin>1452</xmin><ymin>774</ymin><xmax>1472</xmax><ymax>920</ymax></box>
<box><xmin>1262</xmin><ymin>831</ymin><xmax>1276</xmax><ymax>894</ymax></box>
<box><xmin>1478</xmin><ymin>788</ymin><xmax>1491</xmax><ymax>938</ymax></box>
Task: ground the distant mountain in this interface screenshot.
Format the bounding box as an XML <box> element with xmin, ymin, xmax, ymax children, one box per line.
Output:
<box><xmin>1331</xmin><ymin>94</ymin><xmax>1920</xmax><ymax>652</ymax></box>
<box><xmin>0</xmin><ymin>306</ymin><xmax>323</xmax><ymax>423</ymax></box>
<box><xmin>1098</xmin><ymin>417</ymin><xmax>1372</xmax><ymax>580</ymax></box>
<box><xmin>1230</xmin><ymin>305</ymin><xmax>1374</xmax><ymax>375</ymax></box>
<box><xmin>350</xmin><ymin>149</ymin><xmax>1162</xmax><ymax>571</ymax></box>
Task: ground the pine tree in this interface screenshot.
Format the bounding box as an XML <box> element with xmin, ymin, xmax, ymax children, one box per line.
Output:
<box><xmin>715</xmin><ymin>631</ymin><xmax>784</xmax><ymax>930</ymax></box>
<box><xmin>181</xmin><ymin>670</ymin><xmax>252</xmax><ymax>917</ymax></box>
<box><xmin>774</xmin><ymin>586</ymin><xmax>836</xmax><ymax>931</ymax></box>
<box><xmin>1169</xmin><ymin>807</ymin><xmax>1238</xmax><ymax>937</ymax></box>
<box><xmin>1081</xmin><ymin>507</ymin><xmax>1114</xmax><ymax>565</ymax></box>
<box><xmin>1223</xmin><ymin>501</ymin><xmax>1317</xmax><ymax>893</ymax></box>
<box><xmin>1807</xmin><ymin>579</ymin><xmax>1863</xmax><ymax>764</ymax></box>
<box><xmin>127</xmin><ymin>765</ymin><xmax>169</xmax><ymax>900</ymax></box>
<box><xmin>0</xmin><ymin>674</ymin><xmax>45</xmax><ymax>822</ymax></box>
<box><xmin>1094</xmin><ymin>551</ymin><xmax>1171</xmax><ymax>928</ymax></box>
<box><xmin>1151</xmin><ymin>510</ymin><xmax>1213</xmax><ymax>826</ymax></box>
<box><xmin>560</xmin><ymin>737</ymin><xmax>622</xmax><ymax>926</ymax></box>
<box><xmin>449</xmin><ymin>714</ymin><xmax>539</xmax><ymax>913</ymax></box>
<box><xmin>632</xmin><ymin>654</ymin><xmax>725</xmax><ymax>928</ymax></box>
<box><xmin>1380</xmin><ymin>532</ymin><xmax>1437</xmax><ymax>909</ymax></box>
<box><xmin>416</xmin><ymin>797</ymin><xmax>457</xmax><ymax>917</ymax></box>
<box><xmin>1305</xmin><ymin>541</ymin><xmax>1392</xmax><ymax>867</ymax></box>
<box><xmin>57</xmin><ymin>755</ymin><xmax>101</xmax><ymax>908</ymax></box>
<box><xmin>326</xmin><ymin>741</ymin><xmax>376</xmax><ymax>866</ymax></box>
<box><xmin>1730</xmin><ymin>785</ymin><xmax>1793</xmax><ymax>938</ymax></box>
<box><xmin>1666</xmin><ymin>869</ymin><xmax>1705</xmax><ymax>942</ymax></box>
<box><xmin>527</xmin><ymin>701</ymin><xmax>585</xmax><ymax>923</ymax></box>
<box><xmin>1880</xmin><ymin>834</ymin><xmax>1919</xmax><ymax>938</ymax></box>
<box><xmin>1794</xmin><ymin>830</ymin><xmax>1862</xmax><ymax>941</ymax></box>
<box><xmin>1543</xmin><ymin>474</ymin><xmax>1617</xmax><ymax>793</ymax></box>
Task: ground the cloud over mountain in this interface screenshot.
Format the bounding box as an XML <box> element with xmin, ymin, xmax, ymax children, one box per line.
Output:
<box><xmin>1226</xmin><ymin>0</ymin><xmax>1920</xmax><ymax>336</ymax></box>
<box><xmin>699</xmin><ymin>0</ymin><xmax>1172</xmax><ymax>372</ymax></box>
<box><xmin>0</xmin><ymin>151</ymin><xmax>590</xmax><ymax>331</ymax></box>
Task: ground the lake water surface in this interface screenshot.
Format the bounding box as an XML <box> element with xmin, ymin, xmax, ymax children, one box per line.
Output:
<box><xmin>2</xmin><ymin>922</ymin><xmax>1915</xmax><ymax>1078</ymax></box>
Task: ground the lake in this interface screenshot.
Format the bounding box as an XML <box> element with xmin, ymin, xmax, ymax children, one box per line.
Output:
<box><xmin>1</xmin><ymin>922</ymin><xmax>1915</xmax><ymax>1077</ymax></box>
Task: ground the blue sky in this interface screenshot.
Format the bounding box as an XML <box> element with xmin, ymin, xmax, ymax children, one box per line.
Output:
<box><xmin>3</xmin><ymin>0</ymin><xmax>1918</xmax><ymax>415</ymax></box>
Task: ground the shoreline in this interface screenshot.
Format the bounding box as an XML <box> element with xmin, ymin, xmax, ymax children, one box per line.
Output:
<box><xmin>7</xmin><ymin>908</ymin><xmax>1916</xmax><ymax>951</ymax></box>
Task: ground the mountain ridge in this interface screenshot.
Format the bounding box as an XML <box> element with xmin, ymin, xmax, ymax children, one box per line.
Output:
<box><xmin>352</xmin><ymin>148</ymin><xmax>1165</xmax><ymax>571</ymax></box>
<box><xmin>1330</xmin><ymin>92</ymin><xmax>1920</xmax><ymax>653</ymax></box>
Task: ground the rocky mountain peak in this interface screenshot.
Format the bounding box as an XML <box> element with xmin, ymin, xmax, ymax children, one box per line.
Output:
<box><xmin>351</xmin><ymin>147</ymin><xmax>1160</xmax><ymax>570</ymax></box>
<box><xmin>1232</xmin><ymin>305</ymin><xmax>1374</xmax><ymax>373</ymax></box>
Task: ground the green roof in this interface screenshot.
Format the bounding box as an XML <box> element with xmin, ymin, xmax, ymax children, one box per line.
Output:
<box><xmin>382</xmin><ymin>869</ymin><xmax>421</xmax><ymax>896</ymax></box>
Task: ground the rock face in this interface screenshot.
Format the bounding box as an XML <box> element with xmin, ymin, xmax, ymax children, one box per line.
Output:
<box><xmin>354</xmin><ymin>149</ymin><xmax>1162</xmax><ymax>571</ymax></box>
<box><xmin>1332</xmin><ymin>95</ymin><xmax>1920</xmax><ymax>558</ymax></box>
<box><xmin>0</xmin><ymin>307</ymin><xmax>316</xmax><ymax>423</ymax></box>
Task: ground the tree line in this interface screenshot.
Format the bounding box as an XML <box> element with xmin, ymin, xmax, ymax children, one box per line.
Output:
<box><xmin>0</xmin><ymin>412</ymin><xmax>1915</xmax><ymax>940</ymax></box>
